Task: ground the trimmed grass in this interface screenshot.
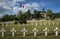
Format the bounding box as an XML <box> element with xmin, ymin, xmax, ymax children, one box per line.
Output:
<box><xmin>0</xmin><ymin>20</ymin><xmax>60</xmax><ymax>39</ymax></box>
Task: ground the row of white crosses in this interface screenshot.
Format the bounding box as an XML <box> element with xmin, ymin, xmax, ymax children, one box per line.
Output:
<box><xmin>30</xmin><ymin>22</ymin><xmax>59</xmax><ymax>27</ymax></box>
<box><xmin>2</xmin><ymin>22</ymin><xmax>8</xmax><ymax>27</ymax></box>
<box><xmin>0</xmin><ymin>27</ymin><xmax>60</xmax><ymax>37</ymax></box>
<box><xmin>37</xmin><ymin>22</ymin><xmax>59</xmax><ymax>26</ymax></box>
<box><xmin>43</xmin><ymin>27</ymin><xmax>60</xmax><ymax>36</ymax></box>
<box><xmin>2</xmin><ymin>22</ymin><xmax>59</xmax><ymax>27</ymax></box>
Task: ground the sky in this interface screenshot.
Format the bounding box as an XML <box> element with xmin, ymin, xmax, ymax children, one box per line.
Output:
<box><xmin>0</xmin><ymin>0</ymin><xmax>60</xmax><ymax>18</ymax></box>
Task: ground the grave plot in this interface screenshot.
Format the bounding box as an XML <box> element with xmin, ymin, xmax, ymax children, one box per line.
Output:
<box><xmin>0</xmin><ymin>20</ymin><xmax>60</xmax><ymax>39</ymax></box>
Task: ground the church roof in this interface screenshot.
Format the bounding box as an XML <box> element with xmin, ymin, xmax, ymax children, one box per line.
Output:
<box><xmin>36</xmin><ymin>11</ymin><xmax>46</xmax><ymax>13</ymax></box>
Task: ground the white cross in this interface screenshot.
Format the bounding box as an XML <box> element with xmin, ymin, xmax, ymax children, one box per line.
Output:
<box><xmin>40</xmin><ymin>22</ymin><xmax>42</xmax><ymax>26</ymax></box>
<box><xmin>6</xmin><ymin>23</ymin><xmax>8</xmax><ymax>27</ymax></box>
<box><xmin>43</xmin><ymin>27</ymin><xmax>49</xmax><ymax>36</ymax></box>
<box><xmin>2</xmin><ymin>23</ymin><xmax>4</xmax><ymax>26</ymax></box>
<box><xmin>35</xmin><ymin>23</ymin><xmax>38</xmax><ymax>26</ymax></box>
<box><xmin>57</xmin><ymin>22</ymin><xmax>59</xmax><ymax>26</ymax></box>
<box><xmin>49</xmin><ymin>22</ymin><xmax>51</xmax><ymax>26</ymax></box>
<box><xmin>21</xmin><ymin>28</ymin><xmax>27</xmax><ymax>36</ymax></box>
<box><xmin>11</xmin><ymin>28</ymin><xmax>16</xmax><ymax>37</ymax></box>
<box><xmin>53</xmin><ymin>22</ymin><xmax>55</xmax><ymax>26</ymax></box>
<box><xmin>54</xmin><ymin>27</ymin><xmax>60</xmax><ymax>36</ymax></box>
<box><xmin>27</xmin><ymin>24</ymin><xmax>29</xmax><ymax>26</ymax></box>
<box><xmin>44</xmin><ymin>23</ymin><xmax>46</xmax><ymax>26</ymax></box>
<box><xmin>31</xmin><ymin>23</ymin><xmax>33</xmax><ymax>26</ymax></box>
<box><xmin>18</xmin><ymin>23</ymin><xmax>20</xmax><ymax>26</ymax></box>
<box><xmin>32</xmin><ymin>28</ymin><xmax>38</xmax><ymax>36</ymax></box>
<box><xmin>0</xmin><ymin>28</ymin><xmax>6</xmax><ymax>37</ymax></box>
<box><xmin>23</xmin><ymin>23</ymin><xmax>24</xmax><ymax>26</ymax></box>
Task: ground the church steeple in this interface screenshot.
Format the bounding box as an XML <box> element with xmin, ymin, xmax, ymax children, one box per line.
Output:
<box><xmin>42</xmin><ymin>3</ymin><xmax>45</xmax><ymax>11</ymax></box>
<box><xmin>42</xmin><ymin>6</ymin><xmax>45</xmax><ymax>11</ymax></box>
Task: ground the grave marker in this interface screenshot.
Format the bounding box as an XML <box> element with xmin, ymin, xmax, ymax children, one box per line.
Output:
<box><xmin>18</xmin><ymin>23</ymin><xmax>20</xmax><ymax>26</ymax></box>
<box><xmin>54</xmin><ymin>27</ymin><xmax>60</xmax><ymax>36</ymax></box>
<box><xmin>57</xmin><ymin>22</ymin><xmax>59</xmax><ymax>26</ymax></box>
<box><xmin>27</xmin><ymin>24</ymin><xmax>29</xmax><ymax>26</ymax></box>
<box><xmin>6</xmin><ymin>23</ymin><xmax>8</xmax><ymax>27</ymax></box>
<box><xmin>31</xmin><ymin>23</ymin><xmax>33</xmax><ymax>26</ymax></box>
<box><xmin>49</xmin><ymin>22</ymin><xmax>51</xmax><ymax>26</ymax></box>
<box><xmin>11</xmin><ymin>28</ymin><xmax>16</xmax><ymax>37</ymax></box>
<box><xmin>44</xmin><ymin>23</ymin><xmax>46</xmax><ymax>26</ymax></box>
<box><xmin>43</xmin><ymin>27</ymin><xmax>49</xmax><ymax>36</ymax></box>
<box><xmin>35</xmin><ymin>23</ymin><xmax>38</xmax><ymax>26</ymax></box>
<box><xmin>32</xmin><ymin>28</ymin><xmax>38</xmax><ymax>36</ymax></box>
<box><xmin>53</xmin><ymin>22</ymin><xmax>55</xmax><ymax>26</ymax></box>
<box><xmin>23</xmin><ymin>23</ymin><xmax>24</xmax><ymax>26</ymax></box>
<box><xmin>21</xmin><ymin>28</ymin><xmax>27</xmax><ymax>36</ymax></box>
<box><xmin>40</xmin><ymin>22</ymin><xmax>42</xmax><ymax>26</ymax></box>
<box><xmin>0</xmin><ymin>28</ymin><xmax>6</xmax><ymax>37</ymax></box>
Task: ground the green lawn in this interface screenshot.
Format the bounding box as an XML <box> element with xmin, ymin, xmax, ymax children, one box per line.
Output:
<box><xmin>0</xmin><ymin>20</ymin><xmax>60</xmax><ymax>39</ymax></box>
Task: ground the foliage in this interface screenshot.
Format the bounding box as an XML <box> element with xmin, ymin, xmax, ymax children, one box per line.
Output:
<box><xmin>0</xmin><ymin>9</ymin><xmax>60</xmax><ymax>22</ymax></box>
<box><xmin>46</xmin><ymin>10</ymin><xmax>53</xmax><ymax>18</ymax></box>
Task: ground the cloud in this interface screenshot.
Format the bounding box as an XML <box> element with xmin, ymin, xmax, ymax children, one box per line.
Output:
<box><xmin>24</xmin><ymin>2</ymin><xmax>40</xmax><ymax>12</ymax></box>
<box><xmin>13</xmin><ymin>0</ymin><xmax>25</xmax><ymax>3</ymax></box>
<box><xmin>13</xmin><ymin>2</ymin><xmax>40</xmax><ymax>14</ymax></box>
<box><xmin>0</xmin><ymin>0</ymin><xmax>40</xmax><ymax>18</ymax></box>
<box><xmin>13</xmin><ymin>6</ymin><xmax>20</xmax><ymax>14</ymax></box>
<box><xmin>0</xmin><ymin>0</ymin><xmax>25</xmax><ymax>11</ymax></box>
<box><xmin>0</xmin><ymin>6</ymin><xmax>10</xmax><ymax>13</ymax></box>
<box><xmin>39</xmin><ymin>1</ymin><xmax>45</xmax><ymax>7</ymax></box>
<box><xmin>32</xmin><ymin>2</ymin><xmax>40</xmax><ymax>8</ymax></box>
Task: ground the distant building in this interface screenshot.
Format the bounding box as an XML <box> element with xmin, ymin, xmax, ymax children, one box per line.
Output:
<box><xmin>36</xmin><ymin>7</ymin><xmax>46</xmax><ymax>19</ymax></box>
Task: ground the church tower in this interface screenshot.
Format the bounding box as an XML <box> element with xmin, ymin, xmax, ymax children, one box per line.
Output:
<box><xmin>40</xmin><ymin>3</ymin><xmax>46</xmax><ymax>18</ymax></box>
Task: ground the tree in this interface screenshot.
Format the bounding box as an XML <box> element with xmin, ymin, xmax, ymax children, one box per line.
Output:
<box><xmin>25</xmin><ymin>9</ymin><xmax>31</xmax><ymax>19</ymax></box>
<box><xmin>17</xmin><ymin>11</ymin><xmax>22</xmax><ymax>20</ymax></box>
<box><xmin>33</xmin><ymin>9</ymin><xmax>38</xmax><ymax>19</ymax></box>
<box><xmin>3</xmin><ymin>14</ymin><xmax>10</xmax><ymax>21</ymax></box>
<box><xmin>46</xmin><ymin>9</ymin><xmax>53</xmax><ymax>18</ymax></box>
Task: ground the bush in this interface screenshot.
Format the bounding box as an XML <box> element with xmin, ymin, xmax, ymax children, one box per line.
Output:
<box><xmin>19</xmin><ymin>20</ymin><xmax>27</xmax><ymax>24</ymax></box>
<box><xmin>14</xmin><ymin>21</ymin><xmax>18</xmax><ymax>24</ymax></box>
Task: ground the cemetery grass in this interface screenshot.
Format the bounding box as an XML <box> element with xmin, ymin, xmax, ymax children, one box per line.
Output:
<box><xmin>0</xmin><ymin>20</ymin><xmax>60</xmax><ymax>39</ymax></box>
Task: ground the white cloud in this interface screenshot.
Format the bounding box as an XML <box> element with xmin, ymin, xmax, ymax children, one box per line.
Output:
<box><xmin>13</xmin><ymin>2</ymin><xmax>40</xmax><ymax>14</ymax></box>
<box><xmin>24</xmin><ymin>3</ymin><xmax>31</xmax><ymax>8</ymax></box>
<box><xmin>0</xmin><ymin>0</ymin><xmax>40</xmax><ymax>16</ymax></box>
<box><xmin>13</xmin><ymin>7</ymin><xmax>19</xmax><ymax>13</ymax></box>
<box><xmin>24</xmin><ymin>2</ymin><xmax>40</xmax><ymax>11</ymax></box>
<box><xmin>13</xmin><ymin>0</ymin><xmax>25</xmax><ymax>3</ymax></box>
<box><xmin>32</xmin><ymin>2</ymin><xmax>40</xmax><ymax>8</ymax></box>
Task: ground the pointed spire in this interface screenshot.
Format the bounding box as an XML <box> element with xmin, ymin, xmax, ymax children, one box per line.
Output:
<box><xmin>20</xmin><ymin>3</ymin><xmax>22</xmax><ymax>7</ymax></box>
<box><xmin>42</xmin><ymin>1</ymin><xmax>45</xmax><ymax>11</ymax></box>
<box><xmin>20</xmin><ymin>3</ymin><xmax>24</xmax><ymax>8</ymax></box>
<box><xmin>42</xmin><ymin>7</ymin><xmax>45</xmax><ymax>11</ymax></box>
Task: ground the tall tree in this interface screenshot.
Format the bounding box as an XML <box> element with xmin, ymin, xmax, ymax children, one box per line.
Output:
<box><xmin>33</xmin><ymin>9</ymin><xmax>38</xmax><ymax>19</ymax></box>
<box><xmin>25</xmin><ymin>9</ymin><xmax>31</xmax><ymax>19</ymax></box>
<box><xmin>17</xmin><ymin>11</ymin><xmax>22</xmax><ymax>20</ymax></box>
<box><xmin>3</xmin><ymin>14</ymin><xmax>10</xmax><ymax>21</ymax></box>
<box><xmin>46</xmin><ymin>9</ymin><xmax>53</xmax><ymax>18</ymax></box>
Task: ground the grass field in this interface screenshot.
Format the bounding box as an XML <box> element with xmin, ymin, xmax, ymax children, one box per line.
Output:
<box><xmin>0</xmin><ymin>20</ymin><xmax>60</xmax><ymax>39</ymax></box>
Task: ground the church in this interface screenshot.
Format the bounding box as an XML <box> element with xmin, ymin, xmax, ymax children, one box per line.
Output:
<box><xmin>37</xmin><ymin>7</ymin><xmax>46</xmax><ymax>19</ymax></box>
